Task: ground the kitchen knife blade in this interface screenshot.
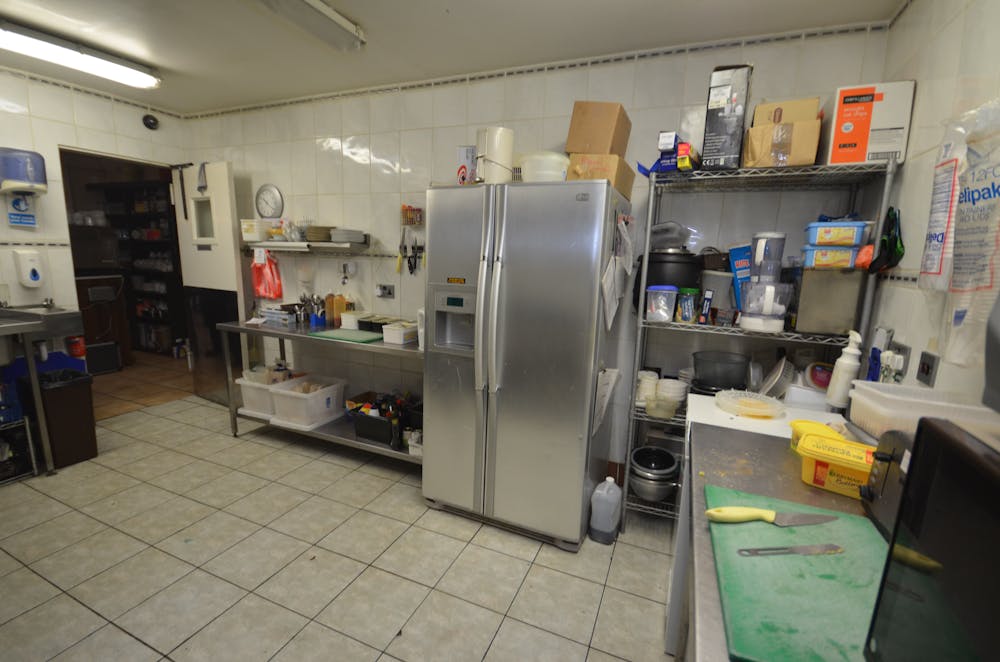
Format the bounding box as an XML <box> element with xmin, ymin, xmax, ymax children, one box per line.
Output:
<box><xmin>706</xmin><ymin>506</ymin><xmax>838</xmax><ymax>527</ymax></box>
<box><xmin>738</xmin><ymin>543</ymin><xmax>843</xmax><ymax>557</ymax></box>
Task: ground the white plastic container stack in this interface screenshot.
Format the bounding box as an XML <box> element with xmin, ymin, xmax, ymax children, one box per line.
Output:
<box><xmin>270</xmin><ymin>375</ymin><xmax>349</xmax><ymax>431</ymax></box>
<box><xmin>235</xmin><ymin>372</ymin><xmax>304</xmax><ymax>419</ymax></box>
<box><xmin>588</xmin><ymin>477</ymin><xmax>622</xmax><ymax>544</ymax></box>
<box><xmin>848</xmin><ymin>381</ymin><xmax>1000</xmax><ymax>438</ymax></box>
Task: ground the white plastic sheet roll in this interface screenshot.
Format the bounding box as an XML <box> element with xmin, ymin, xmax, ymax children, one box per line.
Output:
<box><xmin>476</xmin><ymin>127</ymin><xmax>514</xmax><ymax>183</ymax></box>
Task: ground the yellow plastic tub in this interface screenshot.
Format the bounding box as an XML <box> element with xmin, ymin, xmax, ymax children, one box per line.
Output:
<box><xmin>789</xmin><ymin>419</ymin><xmax>845</xmax><ymax>451</ymax></box>
<box><xmin>795</xmin><ymin>434</ymin><xmax>874</xmax><ymax>499</ymax></box>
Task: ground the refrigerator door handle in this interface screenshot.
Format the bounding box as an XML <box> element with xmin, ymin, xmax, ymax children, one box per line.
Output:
<box><xmin>473</xmin><ymin>256</ymin><xmax>489</xmax><ymax>391</ymax></box>
<box><xmin>487</xmin><ymin>257</ymin><xmax>502</xmax><ymax>393</ymax></box>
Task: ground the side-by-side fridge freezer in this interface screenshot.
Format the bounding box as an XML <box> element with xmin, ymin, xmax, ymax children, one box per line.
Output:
<box><xmin>422</xmin><ymin>180</ymin><xmax>631</xmax><ymax>548</ymax></box>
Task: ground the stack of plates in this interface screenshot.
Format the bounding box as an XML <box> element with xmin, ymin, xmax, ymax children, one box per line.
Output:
<box><xmin>305</xmin><ymin>225</ymin><xmax>335</xmax><ymax>242</ymax></box>
<box><xmin>329</xmin><ymin>228</ymin><xmax>366</xmax><ymax>243</ymax></box>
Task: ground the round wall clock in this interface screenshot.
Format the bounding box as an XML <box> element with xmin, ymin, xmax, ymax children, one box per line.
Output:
<box><xmin>255</xmin><ymin>183</ymin><xmax>284</xmax><ymax>218</ymax></box>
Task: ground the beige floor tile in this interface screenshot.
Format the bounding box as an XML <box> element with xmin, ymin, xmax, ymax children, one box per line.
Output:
<box><xmin>317</xmin><ymin>510</ymin><xmax>408</xmax><ymax>563</ymax></box>
<box><xmin>43</xmin><ymin>470</ymin><xmax>141</xmax><ymax>509</ymax></box>
<box><xmin>0</xmin><ymin>594</ymin><xmax>105</xmax><ymax>660</ymax></box>
<box><xmin>590</xmin><ymin>588</ymin><xmax>671</xmax><ymax>662</ymax></box>
<box><xmin>204</xmin><ymin>440</ymin><xmax>276</xmax><ymax>469</ymax></box>
<box><xmin>267</xmin><ymin>496</ymin><xmax>357</xmax><ymax>543</ymax></box>
<box><xmin>364</xmin><ymin>482</ymin><xmax>428</xmax><ymax>524</ymax></box>
<box><xmin>607</xmin><ymin>543</ymin><xmax>670</xmax><ymax>603</ymax></box>
<box><xmin>224</xmin><ymin>482</ymin><xmax>311</xmax><ymax>525</ymax></box>
<box><xmin>373</xmin><ymin>526</ymin><xmax>465</xmax><ymax>587</ymax></box>
<box><xmin>315</xmin><ymin>445</ymin><xmax>369</xmax><ymax>469</ymax></box>
<box><xmin>156</xmin><ymin>511</ymin><xmax>260</xmax><ymax>566</ymax></box>
<box><xmin>172</xmin><ymin>593</ymin><xmax>306</xmax><ymax>662</ymax></box>
<box><xmin>203</xmin><ymin>528</ymin><xmax>309</xmax><ymax>590</ymax></box>
<box><xmin>145</xmin><ymin>423</ymin><xmax>214</xmax><ymax>447</ymax></box>
<box><xmin>51</xmin><ymin>623</ymin><xmax>160</xmax><ymax>661</ymax></box>
<box><xmin>485</xmin><ymin>617</ymin><xmax>588</xmax><ymax>662</ymax></box>
<box><xmin>0</xmin><ymin>567</ymin><xmax>61</xmax><ymax>624</ymax></box>
<box><xmin>0</xmin><ymin>511</ymin><xmax>106</xmax><ymax>564</ymax></box>
<box><xmin>399</xmin><ymin>468</ymin><xmax>422</xmax><ymax>488</ymax></box>
<box><xmin>0</xmin><ymin>493</ymin><xmax>71</xmax><ymax>539</ymax></box>
<box><xmin>92</xmin><ymin>441</ymin><xmax>162</xmax><ymax>469</ymax></box>
<box><xmin>142</xmin><ymin>399</ymin><xmax>200</xmax><ymax>417</ymax></box>
<box><xmin>509</xmin><ymin>565</ymin><xmax>603</xmax><ymax>645</ymax></box>
<box><xmin>239</xmin><ymin>449</ymin><xmax>312</xmax><ymax>480</ymax></box>
<box><xmin>133</xmin><ymin>388</ymin><xmax>191</xmax><ymax>407</ymax></box>
<box><xmin>23</xmin><ymin>461</ymin><xmax>106</xmax><ymax>496</ymax></box>
<box><xmin>277</xmin><ymin>459</ymin><xmax>351</xmax><ymax>493</ymax></box>
<box><xmin>80</xmin><ymin>483</ymin><xmax>175</xmax><ymax>525</ymax></box>
<box><xmin>316</xmin><ymin>567</ymin><xmax>428</xmax><ymax>650</ymax></box>
<box><xmin>186</xmin><ymin>470</ymin><xmax>269</xmax><ymax>508</ymax></box>
<box><xmin>172</xmin><ymin>433</ymin><xmax>241</xmax><ymax>459</ymax></box>
<box><xmin>586</xmin><ymin>648</ymin><xmax>628</xmax><ymax>661</ymax></box>
<box><xmin>320</xmin><ymin>469</ymin><xmax>394</xmax><ymax>508</ymax></box>
<box><xmin>414</xmin><ymin>508</ymin><xmax>482</xmax><ymax>541</ymax></box>
<box><xmin>256</xmin><ymin>547</ymin><xmax>365</xmax><ymax>617</ymax></box>
<box><xmin>472</xmin><ymin>525</ymin><xmax>542</xmax><ymax>562</ymax></box>
<box><xmin>272</xmin><ymin>621</ymin><xmax>379</xmax><ymax>662</ymax></box>
<box><xmin>94</xmin><ymin>400</ymin><xmax>145</xmax><ymax>420</ymax></box>
<box><xmin>117</xmin><ymin>495</ymin><xmax>215</xmax><ymax>544</ymax></box>
<box><xmin>356</xmin><ymin>457</ymin><xmax>410</xmax><ymax>481</ymax></box>
<box><xmin>96</xmin><ymin>430</ymin><xmax>137</xmax><ymax>452</ymax></box>
<box><xmin>437</xmin><ymin>544</ymin><xmax>530</xmax><ymax>613</ymax></box>
<box><xmin>69</xmin><ymin>547</ymin><xmax>194</xmax><ymax>619</ymax></box>
<box><xmin>387</xmin><ymin>590</ymin><xmax>502</xmax><ymax>661</ymax></box>
<box><xmin>115</xmin><ymin>569</ymin><xmax>246</xmax><ymax>655</ymax></box>
<box><xmin>30</xmin><ymin>528</ymin><xmax>147</xmax><ymax>590</ymax></box>
<box><xmin>617</xmin><ymin>512</ymin><xmax>674</xmax><ymax>554</ymax></box>
<box><xmin>117</xmin><ymin>449</ymin><xmax>196</xmax><ymax>481</ymax></box>
<box><xmin>98</xmin><ymin>410</ymin><xmax>158</xmax><ymax>432</ymax></box>
<box><xmin>147</xmin><ymin>459</ymin><xmax>231</xmax><ymax>494</ymax></box>
<box><xmin>535</xmin><ymin>538</ymin><xmax>615</xmax><ymax>584</ymax></box>
<box><xmin>0</xmin><ymin>550</ymin><xmax>20</xmax><ymax>577</ymax></box>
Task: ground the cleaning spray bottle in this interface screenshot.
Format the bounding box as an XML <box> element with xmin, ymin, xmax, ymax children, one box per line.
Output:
<box><xmin>826</xmin><ymin>330</ymin><xmax>862</xmax><ymax>409</ymax></box>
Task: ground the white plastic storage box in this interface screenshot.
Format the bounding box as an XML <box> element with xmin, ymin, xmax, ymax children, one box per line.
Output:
<box><xmin>801</xmin><ymin>245</ymin><xmax>859</xmax><ymax>269</ymax></box>
<box><xmin>848</xmin><ymin>380</ymin><xmax>1000</xmax><ymax>438</ymax></box>
<box><xmin>235</xmin><ymin>374</ymin><xmax>307</xmax><ymax>419</ymax></box>
<box><xmin>383</xmin><ymin>322</ymin><xmax>418</xmax><ymax>344</ymax></box>
<box><xmin>270</xmin><ymin>375</ymin><xmax>348</xmax><ymax>431</ymax></box>
<box><xmin>805</xmin><ymin>221</ymin><xmax>868</xmax><ymax>246</ymax></box>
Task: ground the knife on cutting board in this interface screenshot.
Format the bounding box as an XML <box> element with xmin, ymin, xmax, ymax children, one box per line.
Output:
<box><xmin>706</xmin><ymin>506</ymin><xmax>838</xmax><ymax>527</ymax></box>
<box><xmin>738</xmin><ymin>543</ymin><xmax>843</xmax><ymax>557</ymax></box>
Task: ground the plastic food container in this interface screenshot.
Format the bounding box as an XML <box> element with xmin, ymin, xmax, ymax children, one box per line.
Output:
<box><xmin>848</xmin><ymin>380</ymin><xmax>1000</xmax><ymax>439</ymax></box>
<box><xmin>383</xmin><ymin>322</ymin><xmax>418</xmax><ymax>344</ymax></box>
<box><xmin>270</xmin><ymin>375</ymin><xmax>348</xmax><ymax>430</ymax></box>
<box><xmin>714</xmin><ymin>390</ymin><xmax>785</xmax><ymax>419</ymax></box>
<box><xmin>789</xmin><ymin>419</ymin><xmax>845</xmax><ymax>450</ymax></box>
<box><xmin>801</xmin><ymin>245</ymin><xmax>859</xmax><ymax>268</ymax></box>
<box><xmin>794</xmin><ymin>434</ymin><xmax>874</xmax><ymax>499</ymax></box>
<box><xmin>646</xmin><ymin>285</ymin><xmax>677</xmax><ymax>322</ymax></box>
<box><xmin>644</xmin><ymin>394</ymin><xmax>680</xmax><ymax>420</ymax></box>
<box><xmin>675</xmin><ymin>287</ymin><xmax>699</xmax><ymax>323</ymax></box>
<box><xmin>236</xmin><ymin>374</ymin><xmax>307</xmax><ymax>419</ymax></box>
<box><xmin>240</xmin><ymin>219</ymin><xmax>271</xmax><ymax>242</ymax></box>
<box><xmin>519</xmin><ymin>151</ymin><xmax>570</xmax><ymax>182</ymax></box>
<box><xmin>805</xmin><ymin>221</ymin><xmax>868</xmax><ymax>246</ymax></box>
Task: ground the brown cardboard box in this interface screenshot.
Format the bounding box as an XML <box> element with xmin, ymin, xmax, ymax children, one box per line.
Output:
<box><xmin>567</xmin><ymin>154</ymin><xmax>635</xmax><ymax>200</ymax></box>
<box><xmin>565</xmin><ymin>101</ymin><xmax>632</xmax><ymax>157</ymax></box>
<box><xmin>752</xmin><ymin>97</ymin><xmax>820</xmax><ymax>126</ymax></box>
<box><xmin>742</xmin><ymin>120</ymin><xmax>821</xmax><ymax>167</ymax></box>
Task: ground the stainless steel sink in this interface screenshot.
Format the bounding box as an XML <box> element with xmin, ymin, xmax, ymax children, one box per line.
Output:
<box><xmin>0</xmin><ymin>305</ymin><xmax>83</xmax><ymax>337</ymax></box>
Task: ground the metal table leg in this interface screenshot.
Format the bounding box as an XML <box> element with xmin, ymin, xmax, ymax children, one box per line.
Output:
<box><xmin>278</xmin><ymin>338</ymin><xmax>286</xmax><ymax>362</ymax></box>
<box><xmin>21</xmin><ymin>335</ymin><xmax>55</xmax><ymax>474</ymax></box>
<box><xmin>221</xmin><ymin>329</ymin><xmax>238</xmax><ymax>437</ymax></box>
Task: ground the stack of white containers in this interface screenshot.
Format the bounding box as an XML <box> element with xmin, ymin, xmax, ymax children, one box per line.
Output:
<box><xmin>636</xmin><ymin>373</ymin><xmax>688</xmax><ymax>420</ymax></box>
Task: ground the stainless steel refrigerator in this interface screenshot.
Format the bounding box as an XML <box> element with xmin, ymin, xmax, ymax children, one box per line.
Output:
<box><xmin>423</xmin><ymin>180</ymin><xmax>631</xmax><ymax>548</ymax></box>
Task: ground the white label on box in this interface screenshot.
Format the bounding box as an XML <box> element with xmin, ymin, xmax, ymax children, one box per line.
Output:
<box><xmin>253</xmin><ymin>248</ymin><xmax>267</xmax><ymax>264</ymax></box>
<box><xmin>707</xmin><ymin>85</ymin><xmax>731</xmax><ymax>110</ymax></box>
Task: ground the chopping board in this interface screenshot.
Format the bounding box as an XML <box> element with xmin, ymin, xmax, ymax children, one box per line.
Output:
<box><xmin>705</xmin><ymin>485</ymin><xmax>887</xmax><ymax>662</ymax></box>
<box><xmin>308</xmin><ymin>329</ymin><xmax>383</xmax><ymax>343</ymax></box>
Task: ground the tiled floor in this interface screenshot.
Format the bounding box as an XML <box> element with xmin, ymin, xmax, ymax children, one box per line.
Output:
<box><xmin>0</xmin><ymin>397</ymin><xmax>676</xmax><ymax>661</ymax></box>
<box><xmin>92</xmin><ymin>352</ymin><xmax>193</xmax><ymax>420</ymax></box>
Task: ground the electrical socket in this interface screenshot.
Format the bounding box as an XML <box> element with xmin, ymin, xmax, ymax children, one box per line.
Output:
<box><xmin>888</xmin><ymin>341</ymin><xmax>911</xmax><ymax>376</ymax></box>
<box><xmin>917</xmin><ymin>351</ymin><xmax>939</xmax><ymax>387</ymax></box>
<box><xmin>375</xmin><ymin>284</ymin><xmax>395</xmax><ymax>299</ymax></box>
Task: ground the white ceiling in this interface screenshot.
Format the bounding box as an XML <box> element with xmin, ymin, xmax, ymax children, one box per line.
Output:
<box><xmin>0</xmin><ymin>0</ymin><xmax>902</xmax><ymax>115</ymax></box>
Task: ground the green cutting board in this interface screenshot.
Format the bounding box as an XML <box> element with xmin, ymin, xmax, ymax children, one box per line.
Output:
<box><xmin>308</xmin><ymin>329</ymin><xmax>383</xmax><ymax>343</ymax></box>
<box><xmin>705</xmin><ymin>485</ymin><xmax>888</xmax><ymax>662</ymax></box>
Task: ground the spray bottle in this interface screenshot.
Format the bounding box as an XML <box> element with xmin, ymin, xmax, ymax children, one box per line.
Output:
<box><xmin>826</xmin><ymin>330</ymin><xmax>862</xmax><ymax>409</ymax></box>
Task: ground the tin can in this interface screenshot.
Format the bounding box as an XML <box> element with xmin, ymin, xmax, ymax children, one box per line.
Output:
<box><xmin>675</xmin><ymin>288</ymin><xmax>699</xmax><ymax>323</ymax></box>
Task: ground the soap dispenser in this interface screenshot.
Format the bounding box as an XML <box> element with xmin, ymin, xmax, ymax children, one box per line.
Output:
<box><xmin>826</xmin><ymin>330</ymin><xmax>862</xmax><ymax>409</ymax></box>
<box><xmin>13</xmin><ymin>249</ymin><xmax>43</xmax><ymax>288</ymax></box>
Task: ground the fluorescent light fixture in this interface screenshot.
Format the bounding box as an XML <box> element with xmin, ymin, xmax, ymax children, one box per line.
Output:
<box><xmin>260</xmin><ymin>0</ymin><xmax>366</xmax><ymax>51</ymax></box>
<box><xmin>0</xmin><ymin>22</ymin><xmax>160</xmax><ymax>89</ymax></box>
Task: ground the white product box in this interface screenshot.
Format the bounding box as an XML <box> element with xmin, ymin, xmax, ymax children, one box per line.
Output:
<box><xmin>821</xmin><ymin>81</ymin><xmax>915</xmax><ymax>165</ymax></box>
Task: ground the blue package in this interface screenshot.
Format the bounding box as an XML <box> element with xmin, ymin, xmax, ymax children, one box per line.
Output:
<box><xmin>728</xmin><ymin>244</ymin><xmax>752</xmax><ymax>311</ymax></box>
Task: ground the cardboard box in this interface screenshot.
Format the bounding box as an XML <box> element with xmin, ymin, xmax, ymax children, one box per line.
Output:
<box><xmin>821</xmin><ymin>81</ymin><xmax>915</xmax><ymax>164</ymax></box>
<box><xmin>567</xmin><ymin>154</ymin><xmax>635</xmax><ymax>200</ymax></box>
<box><xmin>701</xmin><ymin>65</ymin><xmax>752</xmax><ymax>170</ymax></box>
<box><xmin>566</xmin><ymin>101</ymin><xmax>632</xmax><ymax>157</ymax></box>
<box><xmin>752</xmin><ymin>97</ymin><xmax>820</xmax><ymax>125</ymax></box>
<box><xmin>743</xmin><ymin>121</ymin><xmax>821</xmax><ymax>167</ymax></box>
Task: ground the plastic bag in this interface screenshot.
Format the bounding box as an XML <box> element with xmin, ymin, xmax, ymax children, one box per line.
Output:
<box><xmin>251</xmin><ymin>250</ymin><xmax>283</xmax><ymax>300</ymax></box>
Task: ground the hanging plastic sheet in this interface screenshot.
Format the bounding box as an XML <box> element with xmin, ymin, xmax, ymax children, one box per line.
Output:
<box><xmin>252</xmin><ymin>249</ymin><xmax>283</xmax><ymax>300</ymax></box>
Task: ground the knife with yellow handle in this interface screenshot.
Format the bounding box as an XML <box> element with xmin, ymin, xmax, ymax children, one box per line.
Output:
<box><xmin>706</xmin><ymin>506</ymin><xmax>838</xmax><ymax>527</ymax></box>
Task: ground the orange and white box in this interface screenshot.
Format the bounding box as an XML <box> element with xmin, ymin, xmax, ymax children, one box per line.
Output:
<box><xmin>821</xmin><ymin>81</ymin><xmax>915</xmax><ymax>165</ymax></box>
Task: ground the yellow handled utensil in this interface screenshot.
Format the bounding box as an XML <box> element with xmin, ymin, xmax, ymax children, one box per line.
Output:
<box><xmin>706</xmin><ymin>506</ymin><xmax>837</xmax><ymax>527</ymax></box>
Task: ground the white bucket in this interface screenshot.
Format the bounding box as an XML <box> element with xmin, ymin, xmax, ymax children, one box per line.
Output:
<box><xmin>476</xmin><ymin>127</ymin><xmax>514</xmax><ymax>184</ymax></box>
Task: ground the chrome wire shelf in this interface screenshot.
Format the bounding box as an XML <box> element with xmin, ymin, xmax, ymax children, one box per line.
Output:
<box><xmin>643</xmin><ymin>320</ymin><xmax>849</xmax><ymax>346</ymax></box>
<box><xmin>632</xmin><ymin>404</ymin><xmax>687</xmax><ymax>428</ymax></box>
<box><xmin>652</xmin><ymin>163</ymin><xmax>888</xmax><ymax>192</ymax></box>
<box><xmin>625</xmin><ymin>490</ymin><xmax>680</xmax><ymax>518</ymax></box>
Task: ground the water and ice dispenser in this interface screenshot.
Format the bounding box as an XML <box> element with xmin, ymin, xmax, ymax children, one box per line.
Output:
<box><xmin>432</xmin><ymin>290</ymin><xmax>476</xmax><ymax>349</ymax></box>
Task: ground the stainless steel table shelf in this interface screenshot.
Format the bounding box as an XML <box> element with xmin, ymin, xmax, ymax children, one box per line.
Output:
<box><xmin>652</xmin><ymin>163</ymin><xmax>888</xmax><ymax>192</ymax></box>
<box><xmin>642</xmin><ymin>321</ymin><xmax>849</xmax><ymax>346</ymax></box>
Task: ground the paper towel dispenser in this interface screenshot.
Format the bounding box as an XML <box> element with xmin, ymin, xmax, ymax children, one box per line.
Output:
<box><xmin>0</xmin><ymin>148</ymin><xmax>47</xmax><ymax>195</ymax></box>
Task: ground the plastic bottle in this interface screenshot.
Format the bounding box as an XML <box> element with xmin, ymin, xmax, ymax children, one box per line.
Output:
<box><xmin>589</xmin><ymin>477</ymin><xmax>622</xmax><ymax>544</ymax></box>
<box><xmin>825</xmin><ymin>330</ymin><xmax>862</xmax><ymax>409</ymax></box>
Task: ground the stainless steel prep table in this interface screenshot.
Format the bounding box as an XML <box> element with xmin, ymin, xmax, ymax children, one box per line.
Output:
<box><xmin>216</xmin><ymin>320</ymin><xmax>423</xmax><ymax>464</ymax></box>
<box><xmin>0</xmin><ymin>316</ymin><xmax>58</xmax><ymax>474</ymax></box>
<box><xmin>678</xmin><ymin>421</ymin><xmax>866</xmax><ymax>661</ymax></box>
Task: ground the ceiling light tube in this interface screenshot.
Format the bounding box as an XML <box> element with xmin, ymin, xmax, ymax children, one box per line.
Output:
<box><xmin>0</xmin><ymin>22</ymin><xmax>160</xmax><ymax>89</ymax></box>
<box><xmin>260</xmin><ymin>0</ymin><xmax>366</xmax><ymax>51</ymax></box>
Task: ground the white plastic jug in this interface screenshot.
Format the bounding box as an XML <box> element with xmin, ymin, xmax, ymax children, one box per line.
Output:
<box><xmin>589</xmin><ymin>477</ymin><xmax>621</xmax><ymax>544</ymax></box>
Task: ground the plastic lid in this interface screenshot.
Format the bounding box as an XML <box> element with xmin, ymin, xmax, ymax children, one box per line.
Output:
<box><xmin>605</xmin><ymin>476</ymin><xmax>615</xmax><ymax>483</ymax></box>
<box><xmin>647</xmin><ymin>285</ymin><xmax>678</xmax><ymax>291</ymax></box>
<box><xmin>679</xmin><ymin>287</ymin><xmax>700</xmax><ymax>294</ymax></box>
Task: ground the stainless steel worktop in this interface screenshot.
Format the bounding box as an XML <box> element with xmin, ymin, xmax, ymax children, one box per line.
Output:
<box><xmin>688</xmin><ymin>421</ymin><xmax>865</xmax><ymax>661</ymax></box>
<box><xmin>217</xmin><ymin>321</ymin><xmax>423</xmax><ymax>359</ymax></box>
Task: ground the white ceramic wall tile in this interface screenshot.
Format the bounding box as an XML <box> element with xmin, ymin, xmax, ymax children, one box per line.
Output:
<box><xmin>682</xmin><ymin>46</ymin><xmax>743</xmax><ymax>106</ymax></box>
<box><xmin>152</xmin><ymin>143</ymin><xmax>186</xmax><ymax>166</ymax></box>
<box><xmin>370</xmin><ymin>193</ymin><xmax>402</xmax><ymax>255</ymax></box>
<box><xmin>545</xmin><ymin>68</ymin><xmax>588</xmax><ymax>117</ymax></box>
<box><xmin>679</xmin><ymin>104</ymin><xmax>707</xmax><ymax>153</ymax></box>
<box><xmin>314</xmin><ymin>99</ymin><xmax>342</xmax><ymax>136</ymax></box>
<box><xmin>742</xmin><ymin>40</ymin><xmax>800</xmax><ymax>105</ymax></box>
<box><xmin>504</xmin><ymin>74</ymin><xmax>545</xmax><ymax>120</ymax></box>
<box><xmin>33</xmin><ymin>179</ymin><xmax>69</xmax><ymax>239</ymax></box>
<box><xmin>265</xmin><ymin>142</ymin><xmax>293</xmax><ymax>195</ymax></box>
<box><xmin>0</xmin><ymin>72</ymin><xmax>29</xmax><ymax>115</ymax></box>
<box><xmin>286</xmin><ymin>102</ymin><xmax>316</xmax><ymax>140</ymax></box>
<box><xmin>72</xmin><ymin>92</ymin><xmax>113</xmax><ymax>131</ymax></box>
<box><xmin>342</xmin><ymin>96</ymin><xmax>371</xmax><ymax>135</ymax></box>
<box><xmin>370</xmin><ymin>132</ymin><xmax>401</xmax><ymax>193</ymax></box>
<box><xmin>221</xmin><ymin>114</ymin><xmax>244</xmax><ymax>145</ymax></box>
<box><xmin>0</xmin><ymin>111</ymin><xmax>32</xmax><ymax>150</ymax></box>
<box><xmin>401</xmin><ymin>88</ymin><xmax>434</xmax><ymax>130</ymax></box>
<box><xmin>317</xmin><ymin>195</ymin><xmax>344</xmax><ymax>226</ymax></box>
<box><xmin>192</xmin><ymin>117</ymin><xmax>223</xmax><ymax>149</ymax></box>
<box><xmin>400</xmin><ymin>129</ymin><xmax>432</xmax><ymax>193</ymax></box>
<box><xmin>27</xmin><ymin>82</ymin><xmax>74</xmax><ymax>123</ymax></box>
<box><xmin>665</xmin><ymin>192</ymin><xmax>724</xmax><ymax>252</ymax></box>
<box><xmin>794</xmin><ymin>33</ymin><xmax>866</xmax><ymax>97</ymax></box>
<box><xmin>243</xmin><ymin>144</ymin><xmax>269</xmax><ymax>181</ymax></box>
<box><xmin>540</xmin><ymin>116</ymin><xmax>571</xmax><ymax>153</ymax></box>
<box><xmin>861</xmin><ymin>31</ymin><xmax>889</xmax><ymax>84</ymax></box>
<box><xmin>316</xmin><ymin>137</ymin><xmax>344</xmax><ymax>195</ymax></box>
<box><xmin>113</xmin><ymin>102</ymin><xmax>152</xmax><ymax>140</ymax></box>
<box><xmin>587</xmin><ymin>61</ymin><xmax>636</xmax><ymax>107</ymax></box>
<box><xmin>627</xmin><ymin>107</ymin><xmax>680</xmax><ymax>169</ymax></box>
<box><xmin>115</xmin><ymin>135</ymin><xmax>153</xmax><ymax>161</ymax></box>
<box><xmin>431</xmin><ymin>125</ymin><xmax>468</xmax><ymax>185</ymax></box>
<box><xmin>29</xmin><ymin>117</ymin><xmax>77</xmax><ymax>170</ymax></box>
<box><xmin>265</xmin><ymin>108</ymin><xmax>293</xmax><ymax>143</ymax></box>
<box><xmin>370</xmin><ymin>91</ymin><xmax>402</xmax><ymax>133</ymax></box>
<box><xmin>341</xmin><ymin>195</ymin><xmax>373</xmax><ymax>236</ymax></box>
<box><xmin>243</xmin><ymin>111</ymin><xmax>269</xmax><ymax>144</ymax></box>
<box><xmin>433</xmin><ymin>85</ymin><xmax>467</xmax><ymax>128</ymax></box>
<box><xmin>75</xmin><ymin>127</ymin><xmax>118</xmax><ymax>154</ymax></box>
<box><xmin>342</xmin><ymin>135</ymin><xmax>372</xmax><ymax>194</ymax></box>
<box><xmin>467</xmin><ymin>79</ymin><xmax>505</xmax><ymax>125</ymax></box>
<box><xmin>632</xmin><ymin>56</ymin><xmax>685</xmax><ymax>111</ymax></box>
<box><xmin>291</xmin><ymin>140</ymin><xmax>318</xmax><ymax>196</ymax></box>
